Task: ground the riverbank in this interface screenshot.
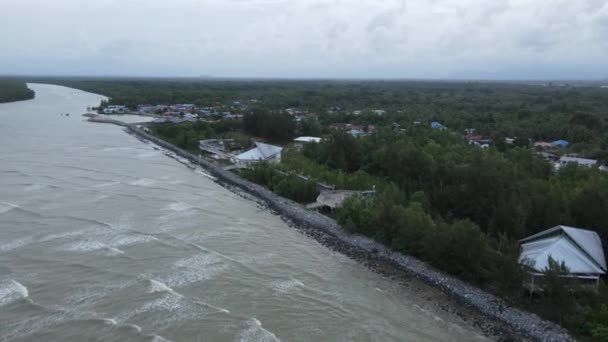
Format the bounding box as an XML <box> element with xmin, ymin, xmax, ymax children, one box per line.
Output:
<box><xmin>0</xmin><ymin>79</ymin><xmax>35</xmax><ymax>103</ymax></box>
<box><xmin>121</xmin><ymin>123</ymin><xmax>572</xmax><ymax>342</ymax></box>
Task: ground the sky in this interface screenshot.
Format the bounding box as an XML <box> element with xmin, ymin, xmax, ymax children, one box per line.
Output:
<box><xmin>1</xmin><ymin>0</ymin><xmax>607</xmax><ymax>79</ymax></box>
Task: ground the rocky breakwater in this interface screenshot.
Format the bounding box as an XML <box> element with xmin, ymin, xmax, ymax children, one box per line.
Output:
<box><xmin>125</xmin><ymin>125</ymin><xmax>574</xmax><ymax>342</ymax></box>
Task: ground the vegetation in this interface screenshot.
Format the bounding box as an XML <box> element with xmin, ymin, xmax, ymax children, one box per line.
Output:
<box><xmin>0</xmin><ymin>79</ymin><xmax>35</xmax><ymax>103</ymax></box>
<box><xmin>239</xmin><ymin>163</ymin><xmax>319</xmax><ymax>203</ymax></box>
<box><xmin>29</xmin><ymin>77</ymin><xmax>608</xmax><ymax>339</ymax></box>
<box><xmin>149</xmin><ymin>120</ymin><xmax>242</xmax><ymax>152</ymax></box>
<box><xmin>243</xmin><ymin>109</ymin><xmax>295</xmax><ymax>142</ymax></box>
<box><xmin>302</xmin><ymin>128</ymin><xmax>608</xmax><ymax>339</ymax></box>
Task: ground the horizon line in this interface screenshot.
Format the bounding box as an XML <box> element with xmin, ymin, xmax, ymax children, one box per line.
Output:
<box><xmin>2</xmin><ymin>74</ymin><xmax>607</xmax><ymax>83</ymax></box>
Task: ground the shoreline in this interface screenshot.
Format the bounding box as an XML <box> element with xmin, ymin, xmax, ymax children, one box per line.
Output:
<box><xmin>122</xmin><ymin>123</ymin><xmax>573</xmax><ymax>342</ymax></box>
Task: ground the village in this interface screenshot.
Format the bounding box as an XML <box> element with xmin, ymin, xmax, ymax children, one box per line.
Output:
<box><xmin>100</xmin><ymin>101</ymin><xmax>608</xmax><ymax>173</ymax></box>
<box><xmin>90</xmin><ymin>101</ymin><xmax>608</xmax><ymax>297</ymax></box>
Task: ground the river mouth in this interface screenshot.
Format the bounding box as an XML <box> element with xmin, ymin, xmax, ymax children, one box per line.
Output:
<box><xmin>0</xmin><ymin>83</ymin><xmax>492</xmax><ymax>342</ymax></box>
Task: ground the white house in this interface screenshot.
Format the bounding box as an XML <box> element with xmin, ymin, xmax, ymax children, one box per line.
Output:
<box><xmin>294</xmin><ymin>136</ymin><xmax>321</xmax><ymax>143</ymax></box>
<box><xmin>559</xmin><ymin>155</ymin><xmax>598</xmax><ymax>168</ymax></box>
<box><xmin>234</xmin><ymin>142</ymin><xmax>283</xmax><ymax>167</ymax></box>
<box><xmin>520</xmin><ymin>225</ymin><xmax>606</xmax><ymax>288</ymax></box>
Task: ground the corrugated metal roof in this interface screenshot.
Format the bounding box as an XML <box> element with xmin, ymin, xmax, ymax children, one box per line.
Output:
<box><xmin>235</xmin><ymin>142</ymin><xmax>282</xmax><ymax>161</ymax></box>
<box><xmin>520</xmin><ymin>225</ymin><xmax>606</xmax><ymax>274</ymax></box>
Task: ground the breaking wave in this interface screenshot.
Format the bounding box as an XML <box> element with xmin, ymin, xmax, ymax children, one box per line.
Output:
<box><xmin>158</xmin><ymin>254</ymin><xmax>228</xmax><ymax>287</ymax></box>
<box><xmin>147</xmin><ymin>279</ymin><xmax>178</xmax><ymax>295</ymax></box>
<box><xmin>239</xmin><ymin>318</ymin><xmax>281</xmax><ymax>342</ymax></box>
<box><xmin>0</xmin><ymin>280</ymin><xmax>29</xmax><ymax>306</ymax></box>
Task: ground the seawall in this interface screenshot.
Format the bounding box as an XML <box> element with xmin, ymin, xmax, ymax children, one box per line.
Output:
<box><xmin>125</xmin><ymin>124</ymin><xmax>574</xmax><ymax>342</ymax></box>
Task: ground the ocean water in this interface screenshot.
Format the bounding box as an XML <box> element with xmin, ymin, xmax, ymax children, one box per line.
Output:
<box><xmin>0</xmin><ymin>84</ymin><xmax>488</xmax><ymax>342</ymax></box>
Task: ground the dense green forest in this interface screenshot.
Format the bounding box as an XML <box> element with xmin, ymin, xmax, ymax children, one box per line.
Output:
<box><xmin>248</xmin><ymin>129</ymin><xmax>608</xmax><ymax>340</ymax></box>
<box><xmin>30</xmin><ymin>77</ymin><xmax>608</xmax><ymax>339</ymax></box>
<box><xmin>0</xmin><ymin>79</ymin><xmax>35</xmax><ymax>103</ymax></box>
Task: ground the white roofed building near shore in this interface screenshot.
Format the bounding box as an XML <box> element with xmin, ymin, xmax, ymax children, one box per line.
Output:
<box><xmin>294</xmin><ymin>136</ymin><xmax>322</xmax><ymax>143</ymax></box>
<box><xmin>519</xmin><ymin>225</ymin><xmax>607</xmax><ymax>289</ymax></box>
<box><xmin>233</xmin><ymin>142</ymin><xmax>283</xmax><ymax>167</ymax></box>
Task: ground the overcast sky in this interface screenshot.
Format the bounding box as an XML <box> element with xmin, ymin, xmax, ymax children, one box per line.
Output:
<box><xmin>1</xmin><ymin>0</ymin><xmax>607</xmax><ymax>79</ymax></box>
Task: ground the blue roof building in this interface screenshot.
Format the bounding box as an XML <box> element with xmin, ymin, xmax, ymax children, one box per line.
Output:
<box><xmin>431</xmin><ymin>121</ymin><xmax>447</xmax><ymax>130</ymax></box>
<box><xmin>551</xmin><ymin>140</ymin><xmax>569</xmax><ymax>147</ymax></box>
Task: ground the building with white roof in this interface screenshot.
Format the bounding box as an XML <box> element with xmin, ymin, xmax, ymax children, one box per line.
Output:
<box><xmin>234</xmin><ymin>142</ymin><xmax>283</xmax><ymax>167</ymax></box>
<box><xmin>559</xmin><ymin>155</ymin><xmax>598</xmax><ymax>168</ymax></box>
<box><xmin>294</xmin><ymin>136</ymin><xmax>322</xmax><ymax>143</ymax></box>
<box><xmin>520</xmin><ymin>225</ymin><xmax>606</xmax><ymax>288</ymax></box>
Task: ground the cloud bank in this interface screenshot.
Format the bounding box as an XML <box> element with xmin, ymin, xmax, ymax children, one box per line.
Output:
<box><xmin>1</xmin><ymin>0</ymin><xmax>607</xmax><ymax>79</ymax></box>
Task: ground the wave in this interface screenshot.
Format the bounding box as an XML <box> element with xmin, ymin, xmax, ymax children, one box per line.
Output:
<box><xmin>92</xmin><ymin>181</ymin><xmax>121</xmax><ymax>188</ymax></box>
<box><xmin>129</xmin><ymin>178</ymin><xmax>157</xmax><ymax>187</ymax></box>
<box><xmin>0</xmin><ymin>201</ymin><xmax>19</xmax><ymax>214</ymax></box>
<box><xmin>102</xmin><ymin>318</ymin><xmax>117</xmax><ymax>325</ymax></box>
<box><xmin>122</xmin><ymin>323</ymin><xmax>142</xmax><ymax>333</ymax></box>
<box><xmin>147</xmin><ymin>279</ymin><xmax>178</xmax><ymax>295</ymax></box>
<box><xmin>106</xmin><ymin>247</ymin><xmax>125</xmax><ymax>256</ymax></box>
<box><xmin>144</xmin><ymin>334</ymin><xmax>173</xmax><ymax>342</ymax></box>
<box><xmin>0</xmin><ymin>280</ymin><xmax>29</xmax><ymax>306</ymax></box>
<box><xmin>0</xmin><ymin>236</ymin><xmax>34</xmax><ymax>253</ymax></box>
<box><xmin>62</xmin><ymin>234</ymin><xmax>156</xmax><ymax>253</ymax></box>
<box><xmin>239</xmin><ymin>318</ymin><xmax>281</xmax><ymax>342</ymax></box>
<box><xmin>194</xmin><ymin>168</ymin><xmax>217</xmax><ymax>181</ymax></box>
<box><xmin>165</xmin><ymin>202</ymin><xmax>196</xmax><ymax>212</ymax></box>
<box><xmin>23</xmin><ymin>183</ymin><xmax>59</xmax><ymax>191</ymax></box>
<box><xmin>136</xmin><ymin>151</ymin><xmax>161</xmax><ymax>159</ymax></box>
<box><xmin>159</xmin><ymin>254</ymin><xmax>228</xmax><ymax>287</ymax></box>
<box><xmin>270</xmin><ymin>279</ymin><xmax>305</xmax><ymax>294</ymax></box>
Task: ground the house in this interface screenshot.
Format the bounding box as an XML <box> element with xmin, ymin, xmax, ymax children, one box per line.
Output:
<box><xmin>103</xmin><ymin>105</ymin><xmax>128</xmax><ymax>114</ymax></box>
<box><xmin>431</xmin><ymin>122</ymin><xmax>447</xmax><ymax>130</ymax></box>
<box><xmin>538</xmin><ymin>152</ymin><xmax>559</xmax><ymax>162</ymax></box>
<box><xmin>551</xmin><ymin>140</ymin><xmax>570</xmax><ymax>147</ymax></box>
<box><xmin>519</xmin><ymin>225</ymin><xmax>606</xmax><ymax>289</ymax></box>
<box><xmin>373</xmin><ymin>109</ymin><xmax>386</xmax><ymax>116</ymax></box>
<box><xmin>294</xmin><ymin>136</ymin><xmax>322</xmax><ymax>143</ymax></box>
<box><xmin>534</xmin><ymin>141</ymin><xmax>553</xmax><ymax>148</ymax></box>
<box><xmin>234</xmin><ymin>142</ymin><xmax>282</xmax><ymax>167</ymax></box>
<box><xmin>465</xmin><ymin>134</ymin><xmax>483</xmax><ymax>143</ymax></box>
<box><xmin>349</xmin><ymin>128</ymin><xmax>365</xmax><ymax>137</ymax></box>
<box><xmin>559</xmin><ymin>155</ymin><xmax>598</xmax><ymax>168</ymax></box>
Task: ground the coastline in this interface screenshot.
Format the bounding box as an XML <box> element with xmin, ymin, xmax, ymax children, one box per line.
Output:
<box><xmin>121</xmin><ymin>123</ymin><xmax>573</xmax><ymax>342</ymax></box>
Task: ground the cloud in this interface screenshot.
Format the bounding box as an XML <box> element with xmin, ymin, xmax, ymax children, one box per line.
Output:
<box><xmin>0</xmin><ymin>0</ymin><xmax>606</xmax><ymax>78</ymax></box>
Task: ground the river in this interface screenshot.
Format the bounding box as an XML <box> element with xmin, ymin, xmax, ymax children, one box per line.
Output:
<box><xmin>0</xmin><ymin>84</ymin><xmax>489</xmax><ymax>342</ymax></box>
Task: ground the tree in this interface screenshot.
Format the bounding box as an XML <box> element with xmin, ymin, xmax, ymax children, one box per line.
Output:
<box><xmin>542</xmin><ymin>257</ymin><xmax>576</xmax><ymax>325</ymax></box>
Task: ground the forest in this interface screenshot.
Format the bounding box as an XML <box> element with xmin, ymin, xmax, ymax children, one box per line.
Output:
<box><xmin>0</xmin><ymin>79</ymin><xmax>35</xmax><ymax>103</ymax></box>
<box><xmin>248</xmin><ymin>128</ymin><xmax>608</xmax><ymax>340</ymax></box>
<box><xmin>27</xmin><ymin>77</ymin><xmax>608</xmax><ymax>161</ymax></box>
<box><xmin>29</xmin><ymin>77</ymin><xmax>608</xmax><ymax>340</ymax></box>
